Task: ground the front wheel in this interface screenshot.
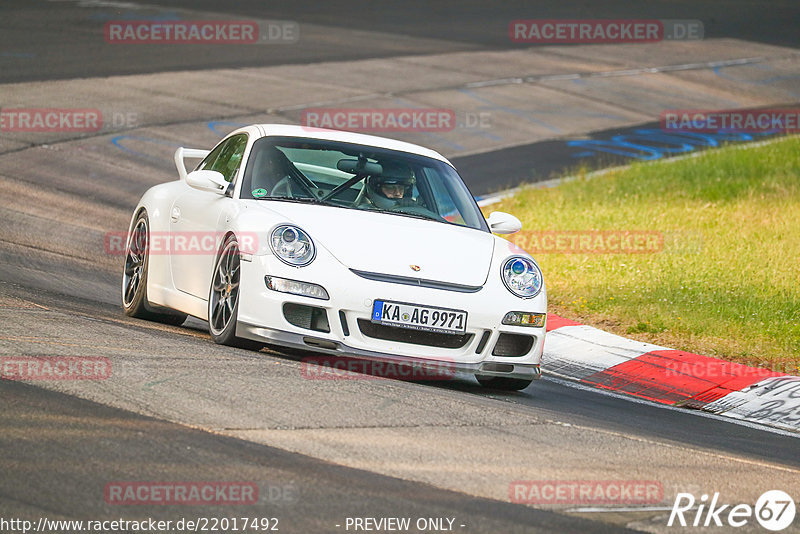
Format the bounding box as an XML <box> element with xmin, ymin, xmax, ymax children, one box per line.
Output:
<box><xmin>208</xmin><ymin>235</ymin><xmax>264</xmax><ymax>351</ymax></box>
<box><xmin>122</xmin><ymin>211</ymin><xmax>187</xmax><ymax>326</ymax></box>
<box><xmin>475</xmin><ymin>375</ymin><xmax>533</xmax><ymax>391</ymax></box>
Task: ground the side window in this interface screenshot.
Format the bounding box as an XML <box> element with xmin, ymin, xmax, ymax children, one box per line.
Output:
<box><xmin>199</xmin><ymin>134</ymin><xmax>248</xmax><ymax>183</ymax></box>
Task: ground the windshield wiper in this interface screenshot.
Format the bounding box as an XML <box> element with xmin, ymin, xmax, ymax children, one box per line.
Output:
<box><xmin>368</xmin><ymin>208</ymin><xmax>442</xmax><ymax>223</ymax></box>
<box><xmin>253</xmin><ymin>196</ymin><xmax>318</xmax><ymax>203</ymax></box>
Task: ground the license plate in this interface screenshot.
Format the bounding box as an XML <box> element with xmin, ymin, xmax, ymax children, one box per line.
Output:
<box><xmin>371</xmin><ymin>300</ymin><xmax>467</xmax><ymax>334</ymax></box>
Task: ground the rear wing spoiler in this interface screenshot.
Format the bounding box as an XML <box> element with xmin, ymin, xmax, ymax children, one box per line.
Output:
<box><xmin>174</xmin><ymin>147</ymin><xmax>210</xmax><ymax>180</ymax></box>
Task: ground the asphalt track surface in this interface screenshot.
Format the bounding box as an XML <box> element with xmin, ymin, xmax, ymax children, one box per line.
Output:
<box><xmin>1</xmin><ymin>2</ymin><xmax>800</xmax><ymax>533</ymax></box>
<box><xmin>3</xmin><ymin>261</ymin><xmax>800</xmax><ymax>533</ymax></box>
<box><xmin>2</xmin><ymin>380</ymin><xmax>632</xmax><ymax>534</ymax></box>
<box><xmin>454</xmin><ymin>121</ymin><xmax>786</xmax><ymax>195</ymax></box>
<box><xmin>2</xmin><ymin>0</ymin><xmax>799</xmax><ymax>82</ymax></box>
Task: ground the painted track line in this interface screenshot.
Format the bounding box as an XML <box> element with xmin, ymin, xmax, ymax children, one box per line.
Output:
<box><xmin>465</xmin><ymin>56</ymin><xmax>778</xmax><ymax>89</ymax></box>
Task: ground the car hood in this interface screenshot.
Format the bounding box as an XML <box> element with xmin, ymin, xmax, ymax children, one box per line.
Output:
<box><xmin>258</xmin><ymin>202</ymin><xmax>494</xmax><ymax>287</ymax></box>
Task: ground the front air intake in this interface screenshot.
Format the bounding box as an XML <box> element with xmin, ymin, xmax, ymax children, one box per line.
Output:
<box><xmin>283</xmin><ymin>303</ymin><xmax>330</xmax><ymax>333</ymax></box>
<box><xmin>491</xmin><ymin>333</ymin><xmax>534</xmax><ymax>357</ymax></box>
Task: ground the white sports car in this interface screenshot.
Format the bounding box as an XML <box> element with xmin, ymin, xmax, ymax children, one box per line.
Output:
<box><xmin>122</xmin><ymin>124</ymin><xmax>546</xmax><ymax>390</ymax></box>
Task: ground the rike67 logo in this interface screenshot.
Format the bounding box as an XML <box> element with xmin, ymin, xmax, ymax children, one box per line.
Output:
<box><xmin>669</xmin><ymin>490</ymin><xmax>796</xmax><ymax>531</ymax></box>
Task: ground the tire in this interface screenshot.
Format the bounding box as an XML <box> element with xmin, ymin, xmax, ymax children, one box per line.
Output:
<box><xmin>475</xmin><ymin>375</ymin><xmax>533</xmax><ymax>391</ymax></box>
<box><xmin>122</xmin><ymin>211</ymin><xmax>187</xmax><ymax>326</ymax></box>
<box><xmin>208</xmin><ymin>235</ymin><xmax>264</xmax><ymax>351</ymax></box>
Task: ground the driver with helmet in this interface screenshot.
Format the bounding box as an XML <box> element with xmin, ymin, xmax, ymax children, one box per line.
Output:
<box><xmin>364</xmin><ymin>161</ymin><xmax>418</xmax><ymax>209</ymax></box>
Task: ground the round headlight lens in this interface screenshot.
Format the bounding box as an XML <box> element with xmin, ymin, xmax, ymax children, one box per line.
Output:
<box><xmin>282</xmin><ymin>228</ymin><xmax>297</xmax><ymax>243</ymax></box>
<box><xmin>501</xmin><ymin>256</ymin><xmax>543</xmax><ymax>298</ymax></box>
<box><xmin>270</xmin><ymin>225</ymin><xmax>315</xmax><ymax>266</ymax></box>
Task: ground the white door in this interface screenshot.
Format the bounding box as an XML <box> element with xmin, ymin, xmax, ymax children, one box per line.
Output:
<box><xmin>170</xmin><ymin>134</ymin><xmax>247</xmax><ymax>299</ymax></box>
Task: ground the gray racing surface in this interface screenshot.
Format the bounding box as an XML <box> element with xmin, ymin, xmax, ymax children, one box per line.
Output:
<box><xmin>2</xmin><ymin>0</ymin><xmax>799</xmax><ymax>82</ymax></box>
<box><xmin>2</xmin><ymin>379</ymin><xmax>634</xmax><ymax>534</ymax></box>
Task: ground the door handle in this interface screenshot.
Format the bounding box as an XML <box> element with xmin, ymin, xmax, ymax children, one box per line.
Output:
<box><xmin>170</xmin><ymin>206</ymin><xmax>181</xmax><ymax>222</ymax></box>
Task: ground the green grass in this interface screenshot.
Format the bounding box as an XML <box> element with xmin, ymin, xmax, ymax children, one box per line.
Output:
<box><xmin>489</xmin><ymin>136</ymin><xmax>800</xmax><ymax>373</ymax></box>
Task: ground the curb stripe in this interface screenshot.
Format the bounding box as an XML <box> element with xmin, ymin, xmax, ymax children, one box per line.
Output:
<box><xmin>581</xmin><ymin>351</ymin><xmax>721</xmax><ymax>405</ymax></box>
<box><xmin>580</xmin><ymin>350</ymin><xmax>784</xmax><ymax>406</ymax></box>
<box><xmin>546</xmin><ymin>315</ymin><xmax>582</xmax><ymax>331</ymax></box>
<box><xmin>543</xmin><ymin>314</ymin><xmax>797</xmax><ymax>431</ymax></box>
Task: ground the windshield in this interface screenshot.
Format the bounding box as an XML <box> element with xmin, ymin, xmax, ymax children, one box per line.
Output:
<box><xmin>240</xmin><ymin>136</ymin><xmax>489</xmax><ymax>231</ymax></box>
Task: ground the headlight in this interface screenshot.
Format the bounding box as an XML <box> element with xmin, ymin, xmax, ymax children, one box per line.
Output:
<box><xmin>270</xmin><ymin>225</ymin><xmax>315</xmax><ymax>266</ymax></box>
<box><xmin>501</xmin><ymin>256</ymin><xmax>543</xmax><ymax>298</ymax></box>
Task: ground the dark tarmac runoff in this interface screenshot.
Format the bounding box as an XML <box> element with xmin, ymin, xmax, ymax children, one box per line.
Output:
<box><xmin>1</xmin><ymin>0</ymin><xmax>798</xmax><ymax>83</ymax></box>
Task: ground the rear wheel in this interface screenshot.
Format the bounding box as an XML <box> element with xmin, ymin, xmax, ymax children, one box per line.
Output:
<box><xmin>122</xmin><ymin>211</ymin><xmax>187</xmax><ymax>326</ymax></box>
<box><xmin>208</xmin><ymin>235</ymin><xmax>264</xmax><ymax>351</ymax></box>
<box><xmin>475</xmin><ymin>375</ymin><xmax>533</xmax><ymax>391</ymax></box>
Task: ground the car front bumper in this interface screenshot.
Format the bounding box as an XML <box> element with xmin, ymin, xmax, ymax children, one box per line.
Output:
<box><xmin>237</xmin><ymin>321</ymin><xmax>541</xmax><ymax>380</ymax></box>
<box><xmin>237</xmin><ymin>251</ymin><xmax>546</xmax><ymax>381</ymax></box>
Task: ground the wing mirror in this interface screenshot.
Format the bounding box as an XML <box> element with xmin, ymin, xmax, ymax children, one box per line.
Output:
<box><xmin>487</xmin><ymin>211</ymin><xmax>522</xmax><ymax>234</ymax></box>
<box><xmin>186</xmin><ymin>170</ymin><xmax>228</xmax><ymax>195</ymax></box>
